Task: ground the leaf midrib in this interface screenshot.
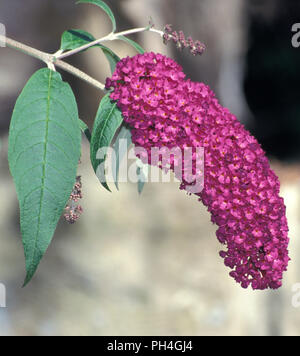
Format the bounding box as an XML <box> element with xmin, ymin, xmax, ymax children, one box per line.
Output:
<box><xmin>93</xmin><ymin>100</ymin><xmax>117</xmax><ymax>169</ymax></box>
<box><xmin>27</xmin><ymin>70</ymin><xmax>53</xmax><ymax>276</ymax></box>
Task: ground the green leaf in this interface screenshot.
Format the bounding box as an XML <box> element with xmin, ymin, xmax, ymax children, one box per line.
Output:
<box><xmin>100</xmin><ymin>45</ymin><xmax>120</xmax><ymax>74</ymax></box>
<box><xmin>60</xmin><ymin>29</ymin><xmax>120</xmax><ymax>73</ymax></box>
<box><xmin>111</xmin><ymin>125</ymin><xmax>148</xmax><ymax>193</ymax></box>
<box><xmin>112</xmin><ymin>125</ymin><xmax>132</xmax><ymax>190</ymax></box>
<box><xmin>79</xmin><ymin>119</ymin><xmax>91</xmax><ymax>142</ymax></box>
<box><xmin>77</xmin><ymin>0</ymin><xmax>116</xmax><ymax>32</ymax></box>
<box><xmin>8</xmin><ymin>68</ymin><xmax>81</xmax><ymax>285</ymax></box>
<box><xmin>118</xmin><ymin>35</ymin><xmax>145</xmax><ymax>54</ymax></box>
<box><xmin>137</xmin><ymin>175</ymin><xmax>146</xmax><ymax>194</ymax></box>
<box><xmin>60</xmin><ymin>29</ymin><xmax>96</xmax><ymax>51</ymax></box>
<box><xmin>136</xmin><ymin>158</ymin><xmax>148</xmax><ymax>194</ymax></box>
<box><xmin>90</xmin><ymin>94</ymin><xmax>123</xmax><ymax>192</ymax></box>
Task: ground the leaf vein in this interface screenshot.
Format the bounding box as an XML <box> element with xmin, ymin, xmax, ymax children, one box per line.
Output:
<box><xmin>28</xmin><ymin>70</ymin><xmax>53</xmax><ymax>277</ymax></box>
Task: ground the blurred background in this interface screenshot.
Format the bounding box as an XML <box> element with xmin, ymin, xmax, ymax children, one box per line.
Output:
<box><xmin>1</xmin><ymin>0</ymin><xmax>300</xmax><ymax>336</ymax></box>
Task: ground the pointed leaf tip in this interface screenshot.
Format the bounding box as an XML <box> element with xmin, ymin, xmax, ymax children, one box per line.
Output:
<box><xmin>90</xmin><ymin>94</ymin><xmax>124</xmax><ymax>192</ymax></box>
<box><xmin>77</xmin><ymin>0</ymin><xmax>116</xmax><ymax>32</ymax></box>
<box><xmin>8</xmin><ymin>68</ymin><xmax>81</xmax><ymax>285</ymax></box>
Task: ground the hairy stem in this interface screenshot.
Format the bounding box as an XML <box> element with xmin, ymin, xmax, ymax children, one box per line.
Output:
<box><xmin>57</xmin><ymin>27</ymin><xmax>164</xmax><ymax>60</ymax></box>
<box><xmin>54</xmin><ymin>58</ymin><xmax>105</xmax><ymax>90</ymax></box>
<box><xmin>0</xmin><ymin>35</ymin><xmax>105</xmax><ymax>91</ymax></box>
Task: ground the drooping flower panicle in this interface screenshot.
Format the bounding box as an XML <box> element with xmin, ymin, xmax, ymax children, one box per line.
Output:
<box><xmin>163</xmin><ymin>25</ymin><xmax>206</xmax><ymax>56</ymax></box>
<box><xmin>64</xmin><ymin>175</ymin><xmax>83</xmax><ymax>224</ymax></box>
<box><xmin>106</xmin><ymin>52</ymin><xmax>290</xmax><ymax>290</ymax></box>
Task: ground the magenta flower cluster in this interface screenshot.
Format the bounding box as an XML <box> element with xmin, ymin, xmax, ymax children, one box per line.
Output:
<box><xmin>106</xmin><ymin>52</ymin><xmax>290</xmax><ymax>290</ymax></box>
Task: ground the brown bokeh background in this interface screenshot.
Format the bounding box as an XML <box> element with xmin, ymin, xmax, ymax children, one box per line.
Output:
<box><xmin>1</xmin><ymin>0</ymin><xmax>300</xmax><ymax>336</ymax></box>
